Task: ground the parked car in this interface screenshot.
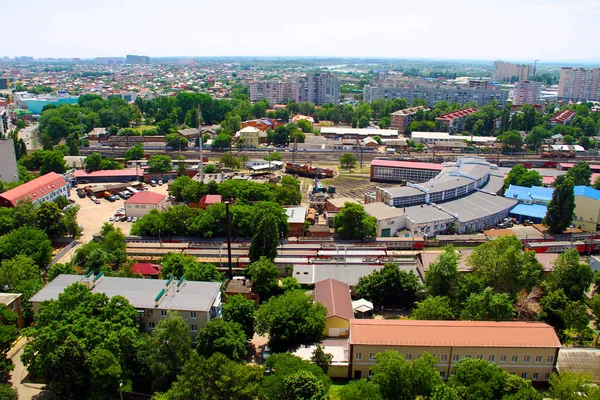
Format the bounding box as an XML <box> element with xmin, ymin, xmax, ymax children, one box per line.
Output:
<box><xmin>126</xmin><ymin>217</ymin><xmax>132</xmax><ymax>222</ymax></box>
<box><xmin>132</xmin><ymin>217</ymin><xmax>138</xmax><ymax>222</ymax></box>
<box><xmin>107</xmin><ymin>196</ymin><xmax>116</xmax><ymax>202</ymax></box>
<box><xmin>120</xmin><ymin>216</ymin><xmax>128</xmax><ymax>222</ymax></box>
<box><xmin>94</xmin><ymin>199</ymin><xmax>101</xmax><ymax>205</ymax></box>
<box><xmin>109</xmin><ymin>216</ymin><xmax>116</xmax><ymax>222</ymax></box>
<box><xmin>150</xmin><ymin>180</ymin><xmax>157</xmax><ymax>187</ymax></box>
<box><xmin>158</xmin><ymin>180</ymin><xmax>163</xmax><ymax>186</ymax></box>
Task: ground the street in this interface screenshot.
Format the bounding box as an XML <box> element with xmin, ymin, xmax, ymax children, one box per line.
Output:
<box><xmin>9</xmin><ymin>337</ymin><xmax>53</xmax><ymax>399</ymax></box>
<box><xmin>18</xmin><ymin>124</ymin><xmax>39</xmax><ymax>151</ymax></box>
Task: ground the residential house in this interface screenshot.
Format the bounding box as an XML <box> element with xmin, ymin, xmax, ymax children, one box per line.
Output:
<box><xmin>198</xmin><ymin>194</ymin><xmax>222</xmax><ymax>210</ymax></box>
<box><xmin>435</xmin><ymin>108</ymin><xmax>478</xmax><ymax>133</ymax></box>
<box><xmin>237</xmin><ymin>126</ymin><xmax>261</xmax><ymax>148</ymax></box>
<box><xmin>550</xmin><ymin>110</ymin><xmax>576</xmax><ymax>127</ymax></box>
<box><xmin>241</xmin><ymin>118</ymin><xmax>282</xmax><ymax>132</ymax></box>
<box><xmin>0</xmin><ymin>293</ymin><xmax>24</xmax><ymax>328</ymax></box>
<box><xmin>125</xmin><ymin>191</ymin><xmax>167</xmax><ymax>218</ymax></box>
<box><xmin>363</xmin><ymin>202</ymin><xmax>407</xmax><ymax>237</ymax></box>
<box><xmin>285</xmin><ymin>206</ymin><xmax>307</xmax><ymax>237</ymax></box>
<box><xmin>390</xmin><ymin>106</ymin><xmax>428</xmax><ymax>132</ymax></box>
<box><xmin>314</xmin><ymin>278</ymin><xmax>354</xmax><ymax>338</ymax></box>
<box><xmin>225</xmin><ymin>278</ymin><xmax>259</xmax><ymax>305</ymax></box>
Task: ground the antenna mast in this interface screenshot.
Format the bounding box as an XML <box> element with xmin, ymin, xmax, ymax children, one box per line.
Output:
<box><xmin>198</xmin><ymin>105</ymin><xmax>204</xmax><ymax>183</ymax></box>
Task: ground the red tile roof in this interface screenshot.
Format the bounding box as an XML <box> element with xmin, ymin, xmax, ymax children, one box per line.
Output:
<box><xmin>0</xmin><ymin>172</ymin><xmax>67</xmax><ymax>207</ymax></box>
<box><xmin>125</xmin><ymin>191</ymin><xmax>166</xmax><ymax>205</ymax></box>
<box><xmin>550</xmin><ymin>110</ymin><xmax>576</xmax><ymax>124</ymax></box>
<box><xmin>350</xmin><ymin>320</ymin><xmax>561</xmax><ymax>348</ymax></box>
<box><xmin>315</xmin><ymin>278</ymin><xmax>354</xmax><ymax>321</ymax></box>
<box><xmin>370</xmin><ymin>159</ymin><xmax>444</xmax><ymax>171</ymax></box>
<box><xmin>73</xmin><ymin>169</ymin><xmax>143</xmax><ymax>178</ymax></box>
<box><xmin>132</xmin><ymin>263</ymin><xmax>161</xmax><ymax>276</ymax></box>
<box><xmin>201</xmin><ymin>194</ymin><xmax>222</xmax><ymax>205</ymax></box>
<box><xmin>435</xmin><ymin>108</ymin><xmax>478</xmax><ymax>121</ymax></box>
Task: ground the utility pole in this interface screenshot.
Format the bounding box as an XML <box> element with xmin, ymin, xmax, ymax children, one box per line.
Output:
<box><xmin>198</xmin><ymin>105</ymin><xmax>204</xmax><ymax>182</ymax></box>
<box><xmin>225</xmin><ymin>201</ymin><xmax>233</xmax><ymax>279</ymax></box>
<box><xmin>292</xmin><ymin>136</ymin><xmax>298</xmax><ymax>163</ymax></box>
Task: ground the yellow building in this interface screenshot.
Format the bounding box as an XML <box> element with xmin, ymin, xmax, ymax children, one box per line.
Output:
<box><xmin>315</xmin><ymin>278</ymin><xmax>354</xmax><ymax>337</ymax></box>
<box><xmin>349</xmin><ymin>320</ymin><xmax>560</xmax><ymax>381</ymax></box>
<box><xmin>237</xmin><ymin>126</ymin><xmax>260</xmax><ymax>148</ymax></box>
<box><xmin>573</xmin><ymin>186</ymin><xmax>600</xmax><ymax>232</ymax></box>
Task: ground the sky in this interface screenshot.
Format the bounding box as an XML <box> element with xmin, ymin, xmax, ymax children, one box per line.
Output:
<box><xmin>1</xmin><ymin>0</ymin><xmax>599</xmax><ymax>62</ymax></box>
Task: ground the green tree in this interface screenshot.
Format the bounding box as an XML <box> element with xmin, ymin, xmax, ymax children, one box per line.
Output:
<box><xmin>339</xmin><ymin>379</ymin><xmax>381</xmax><ymax>400</ymax></box>
<box><xmin>0</xmin><ymin>226</ymin><xmax>52</xmax><ymax>268</ymax></box>
<box><xmin>39</xmin><ymin>150</ymin><xmax>67</xmax><ymax>174</ymax></box>
<box><xmin>0</xmin><ymin>305</ymin><xmax>17</xmax><ymax>383</ymax></box>
<box><xmin>547</xmin><ymin>248</ymin><xmax>593</xmax><ymax>301</ymax></box>
<box><xmin>84</xmin><ymin>152</ymin><xmax>104</xmax><ymax>171</ymax></box>
<box><xmin>160</xmin><ymin>253</ymin><xmax>198</xmax><ymax>279</ymax></box>
<box><xmin>203</xmin><ymin>164</ymin><xmax>217</xmax><ymax>174</ymax></box>
<box><xmin>249</xmin><ymin>214</ymin><xmax>280</xmax><ymax>263</ymax></box>
<box><xmin>147</xmin><ymin>312</ymin><xmax>193</xmax><ymax>392</ymax></box>
<box><xmin>197</xmin><ymin>318</ymin><xmax>248</xmax><ymax>361</ymax></box>
<box><xmin>124</xmin><ymin>143</ymin><xmax>145</xmax><ymax>161</ymax></box>
<box><xmin>425</xmin><ymin>245</ymin><xmax>459</xmax><ymax>297</ymax></box>
<box><xmin>354</xmin><ymin>264</ymin><xmax>422</xmax><ymax>309</ymax></box>
<box><xmin>500</xmin><ymin>130</ymin><xmax>523</xmax><ymax>153</ymax></box>
<box><xmin>411</xmin><ymin>296</ymin><xmax>455</xmax><ymax>320</ymax></box>
<box><xmin>162</xmin><ymin>352</ymin><xmax>263</xmax><ymax>400</ymax></box>
<box><xmin>460</xmin><ymin>287</ymin><xmax>515</xmax><ymax>321</ymax></box>
<box><xmin>244</xmin><ymin>257</ymin><xmax>280</xmax><ymax>298</ymax></box>
<box><xmin>504</xmin><ymin>164</ymin><xmax>542</xmax><ymax>189</ymax></box>
<box><xmin>281</xmin><ymin>276</ymin><xmax>301</xmax><ymax>292</ymax></box>
<box><xmin>222</xmin><ymin>294</ymin><xmax>255</xmax><ymax>340</ymax></box>
<box><xmin>35</xmin><ymin>201</ymin><xmax>66</xmax><ymax>238</ymax></box>
<box><xmin>255</xmin><ymin>290</ymin><xmax>327</xmax><ymax>352</ymax></box>
<box><xmin>548</xmin><ymin>372</ymin><xmax>598</xmax><ymax>400</ymax></box>
<box><xmin>147</xmin><ymin>155</ymin><xmax>173</xmax><ymax>176</ymax></box>
<box><xmin>565</xmin><ymin>161</ymin><xmax>592</xmax><ymax>186</ymax></box>
<box><xmin>311</xmin><ymin>344</ymin><xmax>333</xmax><ymax>374</ymax></box>
<box><xmin>333</xmin><ymin>203</ymin><xmax>377</xmax><ymax>240</ymax></box>
<box><xmin>544</xmin><ymin>177</ymin><xmax>575</xmax><ymax>234</ymax></box>
<box><xmin>0</xmin><ymin>384</ymin><xmax>17</xmax><ymax>400</ymax></box>
<box><xmin>447</xmin><ymin>358</ymin><xmax>507</xmax><ymax>399</ymax></box>
<box><xmin>339</xmin><ymin>153</ymin><xmax>357</xmax><ymax>169</ymax></box>
<box><xmin>281</xmin><ymin>370</ymin><xmax>328</xmax><ymax>400</ymax></box>
<box><xmin>212</xmin><ymin>133</ymin><xmax>233</xmax><ymax>150</ymax></box>
<box><xmin>47</xmin><ymin>262</ymin><xmax>76</xmax><ymax>282</ymax></box>
<box><xmin>262</xmin><ymin>353</ymin><xmax>331</xmax><ymax>400</ymax></box>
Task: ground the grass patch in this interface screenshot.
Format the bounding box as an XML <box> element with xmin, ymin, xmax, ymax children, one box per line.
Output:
<box><xmin>132</xmin><ymin>125</ymin><xmax>157</xmax><ymax>132</ymax></box>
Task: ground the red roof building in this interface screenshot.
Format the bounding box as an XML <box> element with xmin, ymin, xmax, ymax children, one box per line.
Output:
<box><xmin>315</xmin><ymin>279</ymin><xmax>354</xmax><ymax>330</ymax></box>
<box><xmin>132</xmin><ymin>263</ymin><xmax>162</xmax><ymax>278</ymax></box>
<box><xmin>390</xmin><ymin>106</ymin><xmax>429</xmax><ymax>132</ymax></box>
<box><xmin>550</xmin><ymin>110</ymin><xmax>576</xmax><ymax>127</ymax></box>
<box><xmin>125</xmin><ymin>191</ymin><xmax>167</xmax><ymax>218</ymax></box>
<box><xmin>73</xmin><ymin>169</ymin><xmax>143</xmax><ymax>183</ymax></box>
<box><xmin>0</xmin><ymin>172</ymin><xmax>68</xmax><ymax>207</ymax></box>
<box><xmin>435</xmin><ymin>108</ymin><xmax>478</xmax><ymax>133</ymax></box>
<box><xmin>199</xmin><ymin>194</ymin><xmax>222</xmax><ymax>209</ymax></box>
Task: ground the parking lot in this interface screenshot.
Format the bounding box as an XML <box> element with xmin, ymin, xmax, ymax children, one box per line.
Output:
<box><xmin>70</xmin><ymin>182</ymin><xmax>170</xmax><ymax>242</ymax></box>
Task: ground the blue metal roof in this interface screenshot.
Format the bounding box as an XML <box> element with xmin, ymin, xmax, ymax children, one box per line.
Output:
<box><xmin>509</xmin><ymin>204</ymin><xmax>548</xmax><ymax>219</ymax></box>
<box><xmin>504</xmin><ymin>185</ymin><xmax>554</xmax><ymax>203</ymax></box>
<box><xmin>574</xmin><ymin>186</ymin><xmax>600</xmax><ymax>201</ymax></box>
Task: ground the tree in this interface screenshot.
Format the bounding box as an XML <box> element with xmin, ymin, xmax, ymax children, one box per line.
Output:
<box><xmin>500</xmin><ymin>130</ymin><xmax>523</xmax><ymax>153</ymax></box>
<box><xmin>212</xmin><ymin>133</ymin><xmax>232</xmax><ymax>150</ymax></box>
<box><xmin>311</xmin><ymin>344</ymin><xmax>333</xmax><ymax>374</ymax></box>
<box><xmin>504</xmin><ymin>164</ymin><xmax>542</xmax><ymax>189</ymax></box>
<box><xmin>47</xmin><ymin>262</ymin><xmax>76</xmax><ymax>282</ymax></box>
<box><xmin>124</xmin><ymin>143</ymin><xmax>145</xmax><ymax>161</ymax></box>
<box><xmin>39</xmin><ymin>150</ymin><xmax>67</xmax><ymax>174</ymax></box>
<box><xmin>255</xmin><ymin>290</ymin><xmax>327</xmax><ymax>352</ymax></box>
<box><xmin>262</xmin><ymin>353</ymin><xmax>331</xmax><ymax>400</ymax></box>
<box><xmin>544</xmin><ymin>177</ymin><xmax>575</xmax><ymax>234</ymax></box>
<box><xmin>0</xmin><ymin>305</ymin><xmax>17</xmax><ymax>383</ymax></box>
<box><xmin>339</xmin><ymin>379</ymin><xmax>381</xmax><ymax>400</ymax></box>
<box><xmin>162</xmin><ymin>352</ymin><xmax>263</xmax><ymax>400</ymax></box>
<box><xmin>548</xmin><ymin>372</ymin><xmax>598</xmax><ymax>400</ymax></box>
<box><xmin>160</xmin><ymin>253</ymin><xmax>198</xmax><ymax>279</ymax></box>
<box><xmin>244</xmin><ymin>257</ymin><xmax>280</xmax><ymax>298</ymax></box>
<box><xmin>249</xmin><ymin>214</ymin><xmax>280</xmax><ymax>263</ymax></box>
<box><xmin>35</xmin><ymin>201</ymin><xmax>65</xmax><ymax>238</ymax></box>
<box><xmin>340</xmin><ymin>153</ymin><xmax>357</xmax><ymax>169</ymax></box>
<box><xmin>565</xmin><ymin>161</ymin><xmax>592</xmax><ymax>186</ymax></box>
<box><xmin>333</xmin><ymin>203</ymin><xmax>377</xmax><ymax>240</ymax></box>
<box><xmin>425</xmin><ymin>245</ymin><xmax>459</xmax><ymax>297</ymax></box>
<box><xmin>203</xmin><ymin>164</ymin><xmax>216</xmax><ymax>174</ymax></box>
<box><xmin>0</xmin><ymin>384</ymin><xmax>17</xmax><ymax>400</ymax></box>
<box><xmin>447</xmin><ymin>358</ymin><xmax>507</xmax><ymax>399</ymax></box>
<box><xmin>547</xmin><ymin>248</ymin><xmax>593</xmax><ymax>301</ymax></box>
<box><xmin>0</xmin><ymin>254</ymin><xmax>42</xmax><ymax>293</ymax></box>
<box><xmin>460</xmin><ymin>287</ymin><xmax>515</xmax><ymax>321</ymax></box>
<box><xmin>0</xmin><ymin>226</ymin><xmax>53</xmax><ymax>268</ymax></box>
<box><xmin>280</xmin><ymin>370</ymin><xmax>328</xmax><ymax>400</ymax></box>
<box><xmin>22</xmin><ymin>284</ymin><xmax>144</xmax><ymax>400</ymax></box>
<box><xmin>147</xmin><ymin>155</ymin><xmax>172</xmax><ymax>176</ymax></box>
<box><xmin>296</xmin><ymin>119</ymin><xmax>313</xmax><ymax>133</ymax></box>
<box><xmin>354</xmin><ymin>264</ymin><xmax>422</xmax><ymax>309</ymax></box>
<box><xmin>222</xmin><ymin>294</ymin><xmax>255</xmax><ymax>340</ymax></box>
<box><xmin>281</xmin><ymin>276</ymin><xmax>301</xmax><ymax>292</ymax></box>
<box><xmin>411</xmin><ymin>296</ymin><xmax>455</xmax><ymax>320</ymax></box>
<box><xmin>197</xmin><ymin>318</ymin><xmax>248</xmax><ymax>361</ymax></box>
<box><xmin>84</xmin><ymin>152</ymin><xmax>103</xmax><ymax>171</ymax></box>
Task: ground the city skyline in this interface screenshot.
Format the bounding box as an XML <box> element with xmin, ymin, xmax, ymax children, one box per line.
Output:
<box><xmin>2</xmin><ymin>0</ymin><xmax>599</xmax><ymax>62</ymax></box>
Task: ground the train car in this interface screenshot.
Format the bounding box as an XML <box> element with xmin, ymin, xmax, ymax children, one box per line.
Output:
<box><xmin>317</xmin><ymin>249</ymin><xmax>387</xmax><ymax>258</ymax></box>
<box><xmin>525</xmin><ymin>241</ymin><xmax>585</xmax><ymax>254</ymax></box>
<box><xmin>373</xmin><ymin>237</ymin><xmax>426</xmax><ymax>250</ymax></box>
<box><xmin>285</xmin><ymin>163</ymin><xmax>334</xmax><ymax>178</ymax></box>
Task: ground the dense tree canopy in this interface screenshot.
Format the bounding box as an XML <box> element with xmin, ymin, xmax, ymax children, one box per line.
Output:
<box><xmin>333</xmin><ymin>203</ymin><xmax>377</xmax><ymax>240</ymax></box>
<box><xmin>355</xmin><ymin>263</ymin><xmax>422</xmax><ymax>309</ymax></box>
<box><xmin>544</xmin><ymin>177</ymin><xmax>575</xmax><ymax>234</ymax></box>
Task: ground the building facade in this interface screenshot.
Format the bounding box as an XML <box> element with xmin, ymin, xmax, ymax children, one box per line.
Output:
<box><xmin>125</xmin><ymin>54</ymin><xmax>150</xmax><ymax>64</ymax></box>
<box><xmin>389</xmin><ymin>106</ymin><xmax>428</xmax><ymax>132</ymax></box>
<box><xmin>549</xmin><ymin>110</ymin><xmax>576</xmax><ymax>127</ymax></box>
<box><xmin>296</xmin><ymin>73</ymin><xmax>340</xmax><ymax>106</ymax></box>
<box><xmin>435</xmin><ymin>108</ymin><xmax>478</xmax><ymax>133</ymax></box>
<box><xmin>558</xmin><ymin>67</ymin><xmax>600</xmax><ymax>102</ymax></box>
<box><xmin>0</xmin><ymin>172</ymin><xmax>68</xmax><ymax>207</ymax></box>
<box><xmin>370</xmin><ymin>160</ymin><xmax>443</xmax><ymax>183</ymax></box>
<box><xmin>363</xmin><ymin>202</ymin><xmax>407</xmax><ymax>237</ymax></box>
<box><xmin>125</xmin><ymin>191</ymin><xmax>167</xmax><ymax>218</ymax></box>
<box><xmin>513</xmin><ymin>81</ymin><xmax>542</xmax><ymax>106</ymax></box>
<box><xmin>314</xmin><ymin>278</ymin><xmax>354</xmax><ymax>338</ymax></box>
<box><xmin>248</xmin><ymin>81</ymin><xmax>295</xmax><ymax>104</ymax></box>
<box><xmin>573</xmin><ymin>185</ymin><xmax>600</xmax><ymax>232</ymax></box>
<box><xmin>349</xmin><ymin>320</ymin><xmax>560</xmax><ymax>381</ymax></box>
<box><xmin>0</xmin><ymin>107</ymin><xmax>9</xmax><ymax>137</ymax></box>
<box><xmin>493</xmin><ymin>61</ymin><xmax>534</xmax><ymax>83</ymax></box>
<box><xmin>363</xmin><ymin>84</ymin><xmax>509</xmax><ymax>108</ymax></box>
<box><xmin>30</xmin><ymin>274</ymin><xmax>222</xmax><ymax>337</ymax></box>
<box><xmin>237</xmin><ymin>126</ymin><xmax>261</xmax><ymax>148</ymax></box>
<box><xmin>0</xmin><ymin>139</ymin><xmax>19</xmax><ymax>182</ymax></box>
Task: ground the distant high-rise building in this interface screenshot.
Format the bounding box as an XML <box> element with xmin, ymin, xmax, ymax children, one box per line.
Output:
<box><xmin>249</xmin><ymin>81</ymin><xmax>295</xmax><ymax>105</ymax></box>
<box><xmin>513</xmin><ymin>80</ymin><xmax>541</xmax><ymax>105</ymax></box>
<box><xmin>296</xmin><ymin>73</ymin><xmax>340</xmax><ymax>106</ymax></box>
<box><xmin>493</xmin><ymin>61</ymin><xmax>534</xmax><ymax>83</ymax></box>
<box><xmin>557</xmin><ymin>67</ymin><xmax>600</xmax><ymax>102</ymax></box>
<box><xmin>125</xmin><ymin>54</ymin><xmax>150</xmax><ymax>65</ymax></box>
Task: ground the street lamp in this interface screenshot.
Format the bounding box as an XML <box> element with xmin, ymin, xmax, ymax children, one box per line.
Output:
<box><xmin>119</xmin><ymin>382</ymin><xmax>123</xmax><ymax>400</ymax></box>
<box><xmin>225</xmin><ymin>200</ymin><xmax>233</xmax><ymax>279</ymax></box>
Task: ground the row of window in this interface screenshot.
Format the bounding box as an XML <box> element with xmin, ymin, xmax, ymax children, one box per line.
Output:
<box><xmin>366</xmin><ymin>369</ymin><xmax>550</xmax><ymax>381</ymax></box>
<box><xmin>148</xmin><ymin>322</ymin><xmax>198</xmax><ymax>332</ymax></box>
<box><xmin>356</xmin><ymin>352</ymin><xmax>554</xmax><ymax>364</ymax></box>
<box><xmin>159</xmin><ymin>310</ymin><xmax>197</xmax><ymax>319</ymax></box>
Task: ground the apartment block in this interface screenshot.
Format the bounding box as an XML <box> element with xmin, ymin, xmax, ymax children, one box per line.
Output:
<box><xmin>363</xmin><ymin>85</ymin><xmax>508</xmax><ymax>108</ymax></box>
<box><xmin>435</xmin><ymin>108</ymin><xmax>478</xmax><ymax>133</ymax></box>
<box><xmin>0</xmin><ymin>107</ymin><xmax>9</xmax><ymax>137</ymax></box>
<box><xmin>349</xmin><ymin>320</ymin><xmax>560</xmax><ymax>381</ymax></box>
<box><xmin>389</xmin><ymin>106</ymin><xmax>428</xmax><ymax>132</ymax></box>
<box><xmin>248</xmin><ymin>81</ymin><xmax>295</xmax><ymax>105</ymax></box>
<box><xmin>30</xmin><ymin>274</ymin><xmax>223</xmax><ymax>336</ymax></box>
<box><xmin>125</xmin><ymin>54</ymin><xmax>150</xmax><ymax>65</ymax></box>
<box><xmin>493</xmin><ymin>61</ymin><xmax>534</xmax><ymax>83</ymax></box>
<box><xmin>558</xmin><ymin>67</ymin><xmax>600</xmax><ymax>102</ymax></box>
<box><xmin>296</xmin><ymin>73</ymin><xmax>340</xmax><ymax>106</ymax></box>
<box><xmin>513</xmin><ymin>81</ymin><xmax>542</xmax><ymax>106</ymax></box>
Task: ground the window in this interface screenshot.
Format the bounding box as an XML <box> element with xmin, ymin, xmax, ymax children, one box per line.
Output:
<box><xmin>500</xmin><ymin>355</ymin><xmax>507</xmax><ymax>363</ymax></box>
<box><xmin>545</xmin><ymin>373</ymin><xmax>551</xmax><ymax>380</ymax></box>
<box><xmin>512</xmin><ymin>355</ymin><xmax>519</xmax><ymax>363</ymax></box>
<box><xmin>524</xmin><ymin>356</ymin><xmax>531</xmax><ymax>363</ymax></box>
<box><xmin>416</xmin><ymin>354</ymin><xmax>421</xmax><ymax>359</ymax></box>
<box><xmin>440</xmin><ymin>371</ymin><xmax>446</xmax><ymax>379</ymax></box>
<box><xmin>533</xmin><ymin>373</ymin><xmax>539</xmax><ymax>380</ymax></box>
<box><xmin>547</xmin><ymin>355</ymin><xmax>554</xmax><ymax>363</ymax></box>
<box><xmin>369</xmin><ymin>353</ymin><xmax>375</xmax><ymax>360</ymax></box>
<box><xmin>464</xmin><ymin>355</ymin><xmax>472</xmax><ymax>359</ymax></box>
<box><xmin>368</xmin><ymin>369</ymin><xmax>373</xmax><ymax>378</ymax></box>
<box><xmin>405</xmin><ymin>353</ymin><xmax>412</xmax><ymax>361</ymax></box>
<box><xmin>488</xmin><ymin>355</ymin><xmax>495</xmax><ymax>362</ymax></box>
<box><xmin>440</xmin><ymin>354</ymin><xmax>448</xmax><ymax>362</ymax></box>
<box><xmin>160</xmin><ymin>310</ymin><xmax>168</xmax><ymax>317</ymax></box>
<box><xmin>521</xmin><ymin>373</ymin><xmax>528</xmax><ymax>379</ymax></box>
<box><xmin>355</xmin><ymin>352</ymin><xmax>362</xmax><ymax>360</ymax></box>
<box><xmin>452</xmin><ymin>354</ymin><xmax>460</xmax><ymax>362</ymax></box>
<box><xmin>535</xmin><ymin>356</ymin><xmax>543</xmax><ymax>363</ymax></box>
<box><xmin>190</xmin><ymin>312</ymin><xmax>197</xmax><ymax>319</ymax></box>
<box><xmin>476</xmin><ymin>354</ymin><xmax>484</xmax><ymax>360</ymax></box>
<box><xmin>191</xmin><ymin>324</ymin><xmax>198</xmax><ymax>332</ymax></box>
<box><xmin>148</xmin><ymin>322</ymin><xmax>155</xmax><ymax>329</ymax></box>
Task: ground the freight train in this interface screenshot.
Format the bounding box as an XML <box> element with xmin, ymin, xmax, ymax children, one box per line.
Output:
<box><xmin>525</xmin><ymin>240</ymin><xmax>600</xmax><ymax>254</ymax></box>
<box><xmin>285</xmin><ymin>163</ymin><xmax>334</xmax><ymax>178</ymax></box>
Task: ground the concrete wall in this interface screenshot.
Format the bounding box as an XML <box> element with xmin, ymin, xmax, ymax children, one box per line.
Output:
<box><xmin>573</xmin><ymin>196</ymin><xmax>600</xmax><ymax>232</ymax></box>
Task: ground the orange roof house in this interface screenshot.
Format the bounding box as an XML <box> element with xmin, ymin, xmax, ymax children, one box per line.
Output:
<box><xmin>315</xmin><ymin>278</ymin><xmax>354</xmax><ymax>337</ymax></box>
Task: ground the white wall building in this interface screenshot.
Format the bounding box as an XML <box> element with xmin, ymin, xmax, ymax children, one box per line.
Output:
<box><xmin>125</xmin><ymin>191</ymin><xmax>167</xmax><ymax>218</ymax></box>
<box><xmin>363</xmin><ymin>202</ymin><xmax>407</xmax><ymax>237</ymax></box>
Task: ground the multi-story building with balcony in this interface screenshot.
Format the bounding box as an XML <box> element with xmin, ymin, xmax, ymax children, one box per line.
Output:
<box><xmin>435</xmin><ymin>108</ymin><xmax>478</xmax><ymax>133</ymax></box>
<box><xmin>558</xmin><ymin>67</ymin><xmax>600</xmax><ymax>102</ymax></box>
<box><xmin>493</xmin><ymin>61</ymin><xmax>534</xmax><ymax>83</ymax></box>
<box><xmin>248</xmin><ymin>81</ymin><xmax>295</xmax><ymax>105</ymax></box>
<box><xmin>513</xmin><ymin>80</ymin><xmax>542</xmax><ymax>106</ymax></box>
<box><xmin>389</xmin><ymin>106</ymin><xmax>428</xmax><ymax>132</ymax></box>
<box><xmin>296</xmin><ymin>73</ymin><xmax>340</xmax><ymax>106</ymax></box>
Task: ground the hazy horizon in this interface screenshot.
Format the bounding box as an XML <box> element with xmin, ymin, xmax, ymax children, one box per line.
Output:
<box><xmin>2</xmin><ymin>0</ymin><xmax>599</xmax><ymax>63</ymax></box>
